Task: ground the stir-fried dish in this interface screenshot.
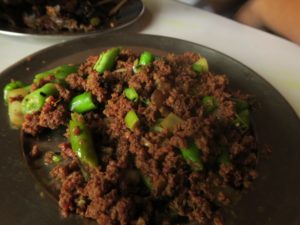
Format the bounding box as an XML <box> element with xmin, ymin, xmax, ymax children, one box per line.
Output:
<box><xmin>3</xmin><ymin>48</ymin><xmax>258</xmax><ymax>225</ymax></box>
<box><xmin>0</xmin><ymin>0</ymin><xmax>132</xmax><ymax>32</ymax></box>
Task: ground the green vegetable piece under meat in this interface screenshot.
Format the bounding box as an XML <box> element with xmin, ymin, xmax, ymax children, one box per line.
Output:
<box><xmin>7</xmin><ymin>87</ymin><xmax>29</xmax><ymax>100</ymax></box>
<box><xmin>124</xmin><ymin>87</ymin><xmax>139</xmax><ymax>101</ymax></box>
<box><xmin>3</xmin><ymin>80</ymin><xmax>26</xmax><ymax>103</ymax></box>
<box><xmin>202</xmin><ymin>96</ymin><xmax>218</xmax><ymax>114</ymax></box>
<box><xmin>34</xmin><ymin>65</ymin><xmax>77</xmax><ymax>84</ymax></box>
<box><xmin>8</xmin><ymin>101</ymin><xmax>23</xmax><ymax>128</ymax></box>
<box><xmin>70</xmin><ymin>92</ymin><xmax>97</xmax><ymax>113</ymax></box>
<box><xmin>141</xmin><ymin>173</ymin><xmax>152</xmax><ymax>190</ymax></box>
<box><xmin>90</xmin><ymin>17</ymin><xmax>100</xmax><ymax>26</ymax></box>
<box><xmin>94</xmin><ymin>47</ymin><xmax>120</xmax><ymax>74</ymax></box>
<box><xmin>180</xmin><ymin>143</ymin><xmax>204</xmax><ymax>171</ymax></box>
<box><xmin>160</xmin><ymin>113</ymin><xmax>184</xmax><ymax>131</ymax></box>
<box><xmin>141</xmin><ymin>98</ymin><xmax>150</xmax><ymax>106</ymax></box>
<box><xmin>132</xmin><ymin>59</ymin><xmax>141</xmax><ymax>73</ymax></box>
<box><xmin>69</xmin><ymin>113</ymin><xmax>98</xmax><ymax>167</ymax></box>
<box><xmin>7</xmin><ymin>87</ymin><xmax>29</xmax><ymax>128</ymax></box>
<box><xmin>21</xmin><ymin>83</ymin><xmax>57</xmax><ymax>114</ymax></box>
<box><xmin>52</xmin><ymin>155</ymin><xmax>62</xmax><ymax>163</ymax></box>
<box><xmin>235</xmin><ymin>99</ymin><xmax>249</xmax><ymax>113</ymax></box>
<box><xmin>233</xmin><ymin>109</ymin><xmax>250</xmax><ymax>129</ymax></box>
<box><xmin>125</xmin><ymin>110</ymin><xmax>139</xmax><ymax>131</ymax></box>
<box><xmin>139</xmin><ymin>51</ymin><xmax>154</xmax><ymax>66</ymax></box>
<box><xmin>192</xmin><ymin>57</ymin><xmax>209</xmax><ymax>73</ymax></box>
<box><xmin>151</xmin><ymin>119</ymin><xmax>164</xmax><ymax>132</ymax></box>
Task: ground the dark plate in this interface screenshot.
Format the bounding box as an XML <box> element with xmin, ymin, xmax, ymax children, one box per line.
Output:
<box><xmin>0</xmin><ymin>0</ymin><xmax>144</xmax><ymax>38</ymax></box>
<box><xmin>0</xmin><ymin>34</ymin><xmax>300</xmax><ymax>225</ymax></box>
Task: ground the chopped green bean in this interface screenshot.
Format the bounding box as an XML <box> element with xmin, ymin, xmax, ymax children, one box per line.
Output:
<box><xmin>132</xmin><ymin>59</ymin><xmax>141</xmax><ymax>73</ymax></box>
<box><xmin>70</xmin><ymin>92</ymin><xmax>97</xmax><ymax>113</ymax></box>
<box><xmin>124</xmin><ymin>87</ymin><xmax>139</xmax><ymax>101</ymax></box>
<box><xmin>24</xmin><ymin>85</ymin><xmax>31</xmax><ymax>92</ymax></box>
<box><xmin>233</xmin><ymin>109</ymin><xmax>250</xmax><ymax>129</ymax></box>
<box><xmin>139</xmin><ymin>51</ymin><xmax>154</xmax><ymax>66</ymax></box>
<box><xmin>94</xmin><ymin>47</ymin><xmax>120</xmax><ymax>74</ymax></box>
<box><xmin>141</xmin><ymin>173</ymin><xmax>152</xmax><ymax>190</ymax></box>
<box><xmin>69</xmin><ymin>113</ymin><xmax>98</xmax><ymax>167</ymax></box>
<box><xmin>7</xmin><ymin>87</ymin><xmax>29</xmax><ymax>127</ymax></box>
<box><xmin>8</xmin><ymin>99</ymin><xmax>24</xmax><ymax>128</ymax></box>
<box><xmin>21</xmin><ymin>83</ymin><xmax>57</xmax><ymax>114</ymax></box>
<box><xmin>34</xmin><ymin>65</ymin><xmax>77</xmax><ymax>84</ymax></box>
<box><xmin>125</xmin><ymin>110</ymin><xmax>139</xmax><ymax>131</ymax></box>
<box><xmin>180</xmin><ymin>143</ymin><xmax>204</xmax><ymax>171</ymax></box>
<box><xmin>7</xmin><ymin>87</ymin><xmax>29</xmax><ymax>100</ymax></box>
<box><xmin>3</xmin><ymin>80</ymin><xmax>26</xmax><ymax>103</ymax></box>
<box><xmin>202</xmin><ymin>96</ymin><xmax>218</xmax><ymax>114</ymax></box>
<box><xmin>90</xmin><ymin>17</ymin><xmax>100</xmax><ymax>26</ymax></box>
<box><xmin>235</xmin><ymin>100</ymin><xmax>249</xmax><ymax>113</ymax></box>
<box><xmin>52</xmin><ymin>155</ymin><xmax>62</xmax><ymax>163</ymax></box>
<box><xmin>151</xmin><ymin>119</ymin><xmax>164</xmax><ymax>132</ymax></box>
<box><xmin>160</xmin><ymin>113</ymin><xmax>183</xmax><ymax>131</ymax></box>
<box><xmin>192</xmin><ymin>57</ymin><xmax>209</xmax><ymax>73</ymax></box>
<box><xmin>141</xmin><ymin>98</ymin><xmax>150</xmax><ymax>106</ymax></box>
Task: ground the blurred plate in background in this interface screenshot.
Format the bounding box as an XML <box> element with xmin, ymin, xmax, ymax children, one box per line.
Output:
<box><xmin>0</xmin><ymin>0</ymin><xmax>144</xmax><ymax>38</ymax></box>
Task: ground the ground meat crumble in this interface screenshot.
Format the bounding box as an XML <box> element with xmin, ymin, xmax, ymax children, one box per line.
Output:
<box><xmin>22</xmin><ymin>49</ymin><xmax>259</xmax><ymax>225</ymax></box>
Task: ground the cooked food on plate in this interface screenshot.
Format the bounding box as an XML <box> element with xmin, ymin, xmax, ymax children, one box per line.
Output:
<box><xmin>0</xmin><ymin>0</ymin><xmax>132</xmax><ymax>32</ymax></box>
<box><xmin>3</xmin><ymin>48</ymin><xmax>259</xmax><ymax>225</ymax></box>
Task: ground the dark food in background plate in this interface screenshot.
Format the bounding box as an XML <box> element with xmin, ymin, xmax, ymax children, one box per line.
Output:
<box><xmin>0</xmin><ymin>0</ymin><xmax>131</xmax><ymax>32</ymax></box>
<box><xmin>4</xmin><ymin>48</ymin><xmax>258</xmax><ymax>225</ymax></box>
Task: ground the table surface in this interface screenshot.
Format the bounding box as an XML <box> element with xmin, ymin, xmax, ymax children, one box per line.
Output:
<box><xmin>0</xmin><ymin>0</ymin><xmax>299</xmax><ymax>117</ymax></box>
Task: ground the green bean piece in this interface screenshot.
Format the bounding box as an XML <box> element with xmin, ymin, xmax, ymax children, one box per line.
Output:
<box><xmin>52</xmin><ymin>155</ymin><xmax>62</xmax><ymax>163</ymax></box>
<box><xmin>160</xmin><ymin>113</ymin><xmax>184</xmax><ymax>131</ymax></box>
<box><xmin>125</xmin><ymin>110</ymin><xmax>139</xmax><ymax>131</ymax></box>
<box><xmin>192</xmin><ymin>57</ymin><xmax>209</xmax><ymax>73</ymax></box>
<box><xmin>132</xmin><ymin>59</ymin><xmax>141</xmax><ymax>73</ymax></box>
<box><xmin>139</xmin><ymin>51</ymin><xmax>154</xmax><ymax>66</ymax></box>
<box><xmin>7</xmin><ymin>87</ymin><xmax>29</xmax><ymax>100</ymax></box>
<box><xmin>8</xmin><ymin>101</ymin><xmax>23</xmax><ymax>128</ymax></box>
<box><xmin>202</xmin><ymin>96</ymin><xmax>218</xmax><ymax>114</ymax></box>
<box><xmin>69</xmin><ymin>113</ymin><xmax>98</xmax><ymax>167</ymax></box>
<box><xmin>70</xmin><ymin>92</ymin><xmax>97</xmax><ymax>113</ymax></box>
<box><xmin>235</xmin><ymin>100</ymin><xmax>249</xmax><ymax>113</ymax></box>
<box><xmin>94</xmin><ymin>47</ymin><xmax>120</xmax><ymax>74</ymax></box>
<box><xmin>7</xmin><ymin>87</ymin><xmax>30</xmax><ymax>128</ymax></box>
<box><xmin>124</xmin><ymin>87</ymin><xmax>139</xmax><ymax>101</ymax></box>
<box><xmin>24</xmin><ymin>85</ymin><xmax>31</xmax><ymax>92</ymax></box>
<box><xmin>180</xmin><ymin>143</ymin><xmax>204</xmax><ymax>171</ymax></box>
<box><xmin>34</xmin><ymin>65</ymin><xmax>78</xmax><ymax>84</ymax></box>
<box><xmin>21</xmin><ymin>83</ymin><xmax>57</xmax><ymax>114</ymax></box>
<box><xmin>141</xmin><ymin>98</ymin><xmax>150</xmax><ymax>106</ymax></box>
<box><xmin>151</xmin><ymin>119</ymin><xmax>164</xmax><ymax>132</ymax></box>
<box><xmin>141</xmin><ymin>174</ymin><xmax>152</xmax><ymax>190</ymax></box>
<box><xmin>3</xmin><ymin>80</ymin><xmax>26</xmax><ymax>103</ymax></box>
<box><xmin>233</xmin><ymin>109</ymin><xmax>250</xmax><ymax>129</ymax></box>
<box><xmin>90</xmin><ymin>17</ymin><xmax>100</xmax><ymax>26</ymax></box>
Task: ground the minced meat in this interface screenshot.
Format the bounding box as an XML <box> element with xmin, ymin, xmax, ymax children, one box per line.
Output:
<box><xmin>23</xmin><ymin>48</ymin><xmax>259</xmax><ymax>225</ymax></box>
